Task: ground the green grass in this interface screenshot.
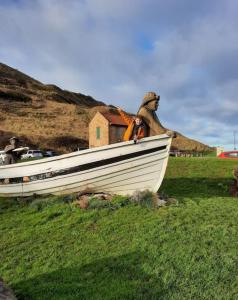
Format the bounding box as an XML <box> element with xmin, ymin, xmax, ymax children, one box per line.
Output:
<box><xmin>1</xmin><ymin>157</ymin><xmax>238</xmax><ymax>299</ymax></box>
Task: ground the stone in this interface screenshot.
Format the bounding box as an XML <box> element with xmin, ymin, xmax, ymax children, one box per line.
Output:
<box><xmin>75</xmin><ymin>196</ymin><xmax>89</xmax><ymax>209</ymax></box>
<box><xmin>75</xmin><ymin>192</ymin><xmax>113</xmax><ymax>209</ymax></box>
<box><xmin>166</xmin><ymin>198</ymin><xmax>178</xmax><ymax>205</ymax></box>
<box><xmin>157</xmin><ymin>199</ymin><xmax>167</xmax><ymax>207</ymax></box>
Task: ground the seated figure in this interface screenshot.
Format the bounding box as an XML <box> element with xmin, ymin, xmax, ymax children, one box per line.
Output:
<box><xmin>138</xmin><ymin>92</ymin><xmax>174</xmax><ymax>137</ymax></box>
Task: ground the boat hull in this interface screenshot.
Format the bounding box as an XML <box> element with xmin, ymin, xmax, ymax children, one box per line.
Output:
<box><xmin>0</xmin><ymin>135</ymin><xmax>172</xmax><ymax>197</ymax></box>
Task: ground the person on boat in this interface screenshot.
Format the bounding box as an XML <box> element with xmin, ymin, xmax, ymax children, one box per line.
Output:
<box><xmin>117</xmin><ymin>107</ymin><xmax>146</xmax><ymax>143</ymax></box>
<box><xmin>4</xmin><ymin>137</ymin><xmax>20</xmax><ymax>165</ymax></box>
<box><xmin>137</xmin><ymin>91</ymin><xmax>175</xmax><ymax>137</ymax></box>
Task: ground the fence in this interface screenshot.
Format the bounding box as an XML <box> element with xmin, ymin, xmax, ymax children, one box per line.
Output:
<box><xmin>169</xmin><ymin>150</ymin><xmax>210</xmax><ymax>157</ymax></box>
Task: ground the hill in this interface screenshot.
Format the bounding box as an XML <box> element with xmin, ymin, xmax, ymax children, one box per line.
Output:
<box><xmin>0</xmin><ymin>62</ymin><xmax>104</xmax><ymax>107</ymax></box>
<box><xmin>0</xmin><ymin>157</ymin><xmax>237</xmax><ymax>299</ymax></box>
<box><xmin>0</xmin><ymin>62</ymin><xmax>107</xmax><ymax>152</ymax></box>
<box><xmin>0</xmin><ymin>62</ymin><xmax>212</xmax><ymax>152</ymax></box>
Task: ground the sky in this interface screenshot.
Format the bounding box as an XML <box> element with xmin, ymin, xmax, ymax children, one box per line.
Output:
<box><xmin>0</xmin><ymin>0</ymin><xmax>237</xmax><ymax>149</ymax></box>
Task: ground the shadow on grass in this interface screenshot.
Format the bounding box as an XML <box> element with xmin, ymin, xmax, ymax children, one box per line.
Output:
<box><xmin>161</xmin><ymin>177</ymin><xmax>232</xmax><ymax>198</ymax></box>
<box><xmin>14</xmin><ymin>253</ymin><xmax>164</xmax><ymax>300</ymax></box>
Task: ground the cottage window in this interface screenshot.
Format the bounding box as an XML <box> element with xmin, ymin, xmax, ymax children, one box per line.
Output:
<box><xmin>96</xmin><ymin>127</ymin><xmax>101</xmax><ymax>139</ymax></box>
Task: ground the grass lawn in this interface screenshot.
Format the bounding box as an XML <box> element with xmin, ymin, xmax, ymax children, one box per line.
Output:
<box><xmin>1</xmin><ymin>157</ymin><xmax>238</xmax><ymax>299</ymax></box>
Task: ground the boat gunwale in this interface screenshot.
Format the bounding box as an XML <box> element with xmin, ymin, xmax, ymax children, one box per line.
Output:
<box><xmin>0</xmin><ymin>134</ymin><xmax>171</xmax><ymax>170</ymax></box>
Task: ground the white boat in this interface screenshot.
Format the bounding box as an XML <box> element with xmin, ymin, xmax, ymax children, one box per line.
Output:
<box><xmin>0</xmin><ymin>134</ymin><xmax>172</xmax><ymax>197</ymax></box>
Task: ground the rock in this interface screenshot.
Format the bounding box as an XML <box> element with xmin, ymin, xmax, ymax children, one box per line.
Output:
<box><xmin>75</xmin><ymin>196</ymin><xmax>89</xmax><ymax>209</ymax></box>
<box><xmin>0</xmin><ymin>278</ymin><xmax>17</xmax><ymax>300</ymax></box>
<box><xmin>157</xmin><ymin>199</ymin><xmax>167</xmax><ymax>207</ymax></box>
<box><xmin>74</xmin><ymin>192</ymin><xmax>113</xmax><ymax>209</ymax></box>
<box><xmin>166</xmin><ymin>198</ymin><xmax>178</xmax><ymax>205</ymax></box>
<box><xmin>157</xmin><ymin>193</ymin><xmax>178</xmax><ymax>206</ymax></box>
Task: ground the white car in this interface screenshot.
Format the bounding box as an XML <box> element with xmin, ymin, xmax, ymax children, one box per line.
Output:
<box><xmin>21</xmin><ymin>150</ymin><xmax>43</xmax><ymax>159</ymax></box>
<box><xmin>0</xmin><ymin>151</ymin><xmax>6</xmax><ymax>165</ymax></box>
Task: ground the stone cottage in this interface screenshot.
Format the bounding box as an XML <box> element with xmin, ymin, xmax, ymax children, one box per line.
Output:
<box><xmin>89</xmin><ymin>111</ymin><xmax>127</xmax><ymax>148</ymax></box>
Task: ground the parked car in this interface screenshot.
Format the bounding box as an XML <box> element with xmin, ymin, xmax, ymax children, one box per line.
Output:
<box><xmin>21</xmin><ymin>150</ymin><xmax>43</xmax><ymax>159</ymax></box>
<box><xmin>0</xmin><ymin>151</ymin><xmax>6</xmax><ymax>165</ymax></box>
<box><xmin>218</xmin><ymin>151</ymin><xmax>238</xmax><ymax>159</ymax></box>
<box><xmin>169</xmin><ymin>150</ymin><xmax>177</xmax><ymax>157</ymax></box>
<box><xmin>43</xmin><ymin>150</ymin><xmax>59</xmax><ymax>157</ymax></box>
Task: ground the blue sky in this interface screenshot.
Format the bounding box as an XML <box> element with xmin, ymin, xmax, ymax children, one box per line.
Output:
<box><xmin>0</xmin><ymin>0</ymin><xmax>237</xmax><ymax>149</ymax></box>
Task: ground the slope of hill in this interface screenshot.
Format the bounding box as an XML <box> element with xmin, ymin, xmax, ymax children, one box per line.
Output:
<box><xmin>0</xmin><ymin>63</ymin><xmax>108</xmax><ymax>152</ymax></box>
<box><xmin>0</xmin><ymin>63</ymin><xmax>105</xmax><ymax>107</ymax></box>
<box><xmin>0</xmin><ymin>62</ymin><xmax>212</xmax><ymax>152</ymax></box>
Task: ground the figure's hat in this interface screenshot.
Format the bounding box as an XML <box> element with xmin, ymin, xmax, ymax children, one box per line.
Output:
<box><xmin>142</xmin><ymin>92</ymin><xmax>160</xmax><ymax>105</ymax></box>
<box><xmin>9</xmin><ymin>136</ymin><xmax>19</xmax><ymax>141</ymax></box>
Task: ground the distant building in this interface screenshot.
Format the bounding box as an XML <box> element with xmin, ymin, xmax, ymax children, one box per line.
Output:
<box><xmin>89</xmin><ymin>111</ymin><xmax>127</xmax><ymax>148</ymax></box>
<box><xmin>216</xmin><ymin>146</ymin><xmax>224</xmax><ymax>156</ymax></box>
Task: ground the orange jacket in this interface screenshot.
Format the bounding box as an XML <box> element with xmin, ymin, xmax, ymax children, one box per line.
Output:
<box><xmin>118</xmin><ymin>109</ymin><xmax>145</xmax><ymax>141</ymax></box>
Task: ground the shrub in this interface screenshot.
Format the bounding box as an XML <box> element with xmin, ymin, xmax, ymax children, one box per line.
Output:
<box><xmin>111</xmin><ymin>195</ymin><xmax>130</xmax><ymax>207</ymax></box>
<box><xmin>87</xmin><ymin>197</ymin><xmax>112</xmax><ymax>210</ymax></box>
<box><xmin>29</xmin><ymin>195</ymin><xmax>65</xmax><ymax>212</ymax></box>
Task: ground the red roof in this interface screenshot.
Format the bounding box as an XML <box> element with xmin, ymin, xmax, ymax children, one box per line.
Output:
<box><xmin>101</xmin><ymin>112</ymin><xmax>127</xmax><ymax>126</ymax></box>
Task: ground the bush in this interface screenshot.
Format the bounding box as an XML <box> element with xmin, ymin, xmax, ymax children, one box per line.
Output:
<box><xmin>29</xmin><ymin>195</ymin><xmax>66</xmax><ymax>212</ymax></box>
<box><xmin>111</xmin><ymin>195</ymin><xmax>130</xmax><ymax>207</ymax></box>
<box><xmin>29</xmin><ymin>198</ymin><xmax>53</xmax><ymax>212</ymax></box>
<box><xmin>87</xmin><ymin>197</ymin><xmax>112</xmax><ymax>210</ymax></box>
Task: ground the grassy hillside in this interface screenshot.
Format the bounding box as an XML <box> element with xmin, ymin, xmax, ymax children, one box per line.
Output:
<box><xmin>1</xmin><ymin>157</ymin><xmax>238</xmax><ymax>299</ymax></box>
<box><xmin>0</xmin><ymin>100</ymin><xmax>108</xmax><ymax>152</ymax></box>
<box><xmin>0</xmin><ymin>62</ymin><xmax>105</xmax><ymax>107</ymax></box>
<box><xmin>0</xmin><ymin>62</ymin><xmax>106</xmax><ymax>152</ymax></box>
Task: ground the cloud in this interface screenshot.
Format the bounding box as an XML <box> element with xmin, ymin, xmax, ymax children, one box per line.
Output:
<box><xmin>0</xmin><ymin>0</ymin><xmax>237</xmax><ymax>149</ymax></box>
